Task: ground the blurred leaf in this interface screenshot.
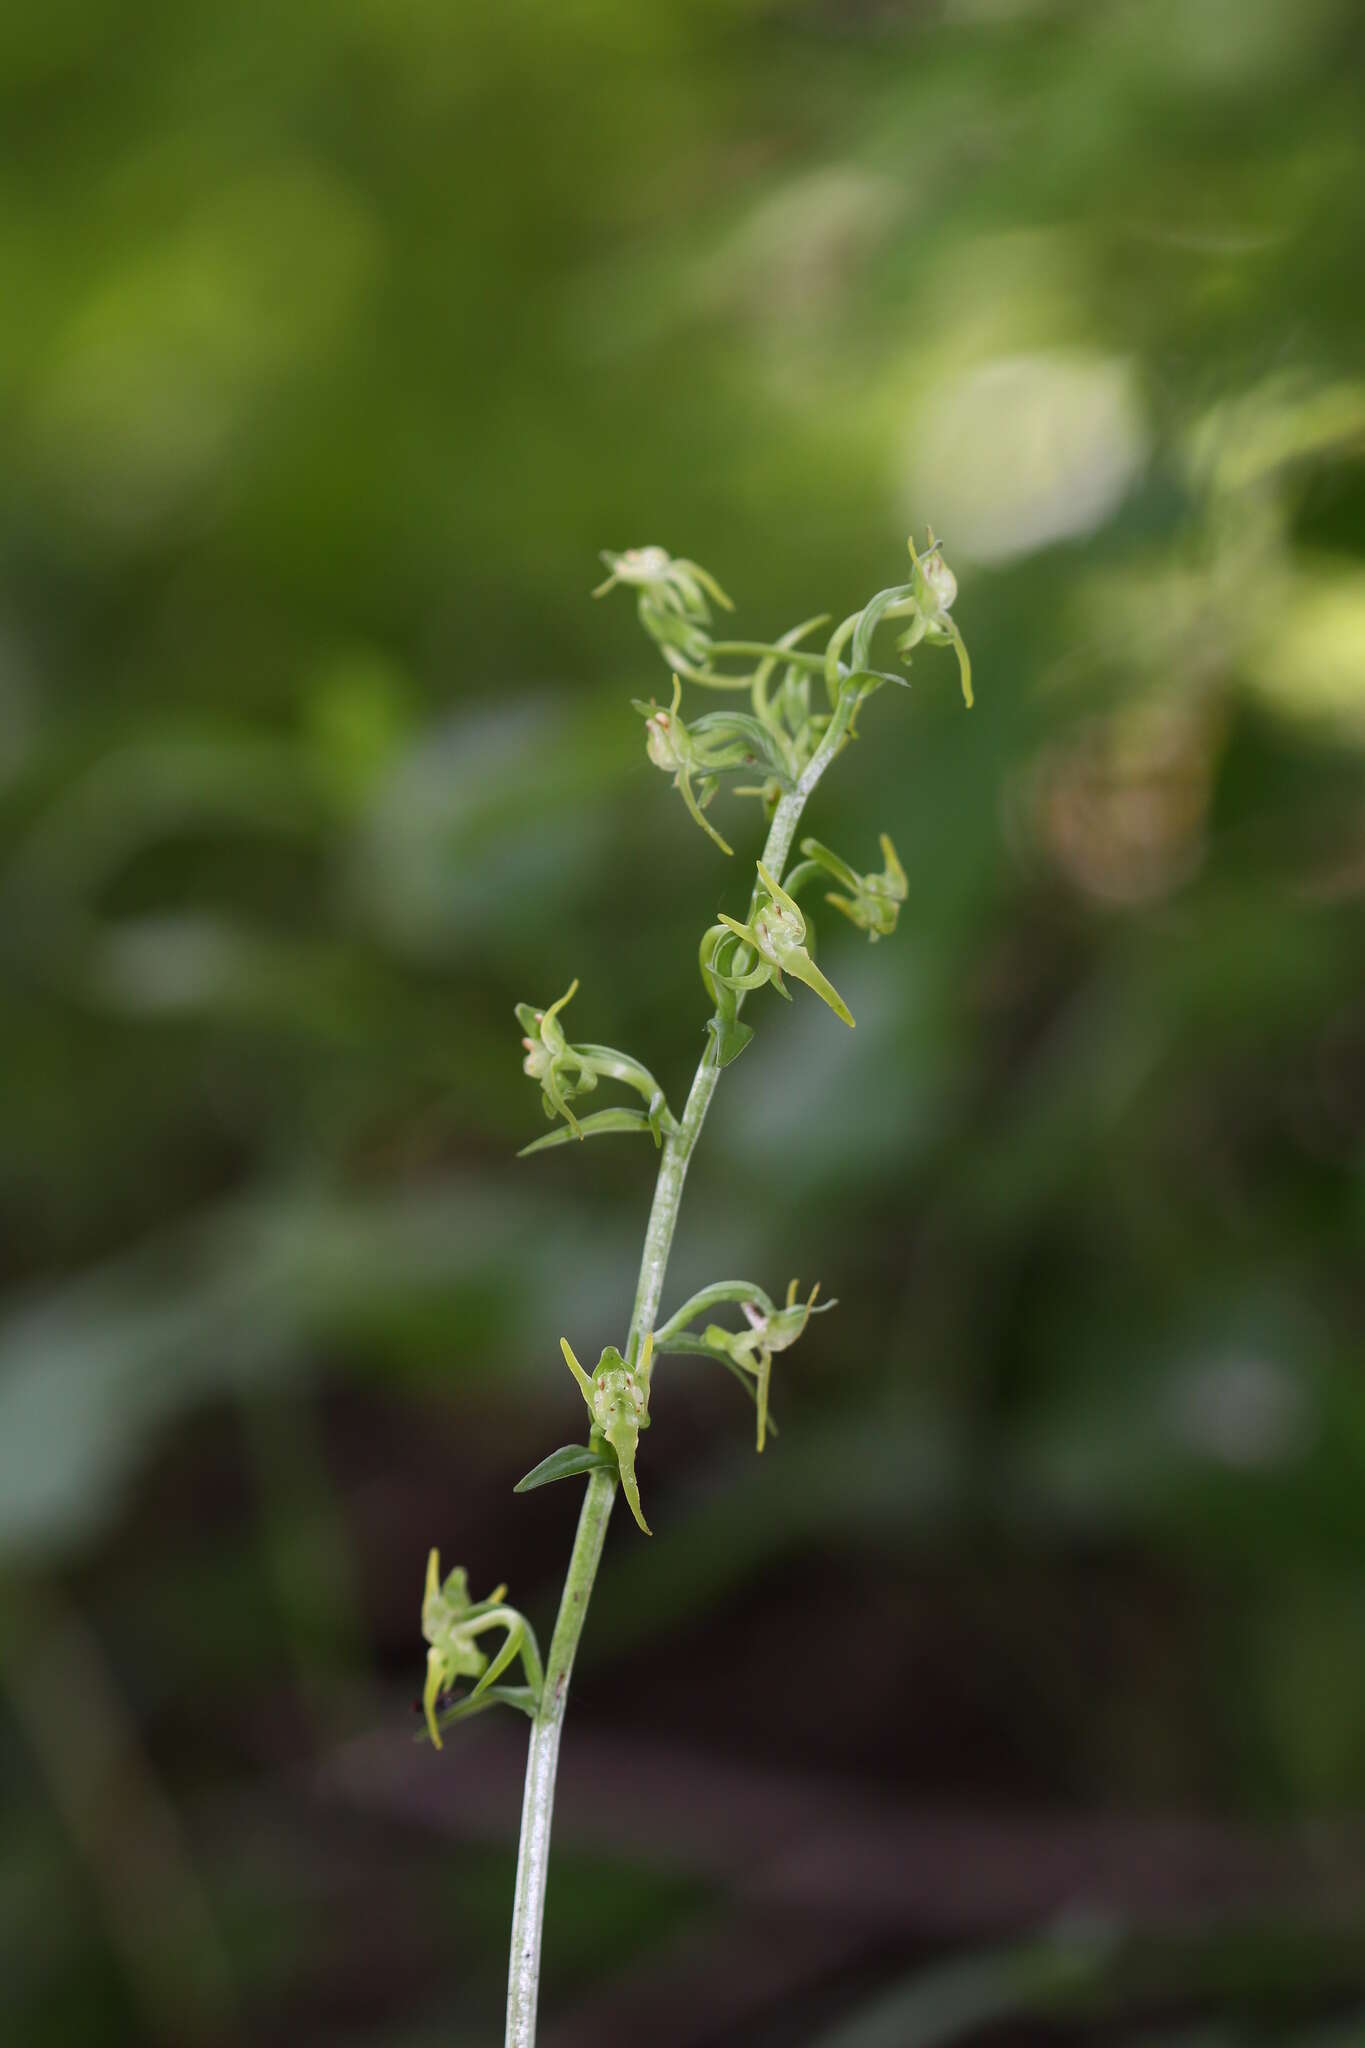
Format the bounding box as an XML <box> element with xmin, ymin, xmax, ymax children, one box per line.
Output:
<box><xmin>811</xmin><ymin>1931</ymin><xmax>1114</xmax><ymax>2048</ymax></box>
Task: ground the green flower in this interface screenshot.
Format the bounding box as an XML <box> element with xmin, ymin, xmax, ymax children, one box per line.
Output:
<box><xmin>633</xmin><ymin>675</ymin><xmax>796</xmax><ymax>856</ymax></box>
<box><xmin>561</xmin><ymin>1332</ymin><xmax>654</xmax><ymax>1534</ymax></box>
<box><xmin>593</xmin><ymin>544</ymin><xmax>733</xmax><ymax>617</ymax></box>
<box><xmin>899</xmin><ymin>532</ymin><xmax>973</xmax><ymax>708</ymax></box>
<box><xmin>715</xmin><ymin>861</ymin><xmax>855</xmax><ymax>1028</ymax></box>
<box><xmin>516</xmin><ymin>981</ymin><xmax>675</xmax><ymax>1147</ymax></box>
<box><xmin>517</xmin><ymin>980</ymin><xmax>594</xmax><ymax>1135</ymax></box>
<box><xmin>421</xmin><ymin>1552</ymin><xmax>542</xmax><ymax>1748</ymax></box>
<box><xmin>594</xmin><ymin>545</ymin><xmax>733</xmax><ymax>667</ymax></box>
<box><xmin>700</xmin><ymin>1280</ymin><xmax>824</xmax><ymax>1451</ymax></box>
<box><xmin>797</xmin><ymin>832</ymin><xmax>907</xmax><ymax>941</ymax></box>
<box><xmin>634</xmin><ymin>675</ymin><xmax>735</xmax><ymax>854</ymax></box>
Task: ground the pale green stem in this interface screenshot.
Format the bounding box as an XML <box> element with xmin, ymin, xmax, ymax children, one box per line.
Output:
<box><xmin>503</xmin><ymin>1466</ymin><xmax>613</xmax><ymax>2048</ymax></box>
<box><xmin>503</xmin><ymin>680</ymin><xmax>861</xmax><ymax>2048</ymax></box>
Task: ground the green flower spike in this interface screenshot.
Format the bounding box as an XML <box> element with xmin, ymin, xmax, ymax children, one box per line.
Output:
<box><xmin>901</xmin><ymin>532</ymin><xmax>973</xmax><ymax>708</ymax></box>
<box><xmin>701</xmin><ymin>1280</ymin><xmax>825</xmax><ymax>1451</ymax></box>
<box><xmin>560</xmin><ymin>1331</ymin><xmax>654</xmax><ymax>1534</ymax></box>
<box><xmin>421</xmin><ymin>1551</ymin><xmax>543</xmax><ymax>1749</ymax></box>
<box><xmin>516</xmin><ymin>982</ymin><xmax>676</xmax><ymax>1152</ymax></box>
<box><xmin>716</xmin><ymin>861</ymin><xmax>855</xmax><ymax>1028</ymax></box>
<box><xmin>795</xmin><ymin>832</ymin><xmax>907</xmax><ymax>941</ymax></box>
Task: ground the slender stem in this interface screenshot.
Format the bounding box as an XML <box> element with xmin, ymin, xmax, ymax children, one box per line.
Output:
<box><xmin>755</xmin><ymin>688</ymin><xmax>857</xmax><ymax>884</ymax></box>
<box><xmin>504</xmin><ymin>1467</ymin><xmax>613</xmax><ymax>2048</ymax></box>
<box><xmin>503</xmin><ymin>680</ymin><xmax>859</xmax><ymax>2047</ymax></box>
<box><xmin>626</xmin><ymin>1042</ymin><xmax>722</xmax><ymax>1351</ymax></box>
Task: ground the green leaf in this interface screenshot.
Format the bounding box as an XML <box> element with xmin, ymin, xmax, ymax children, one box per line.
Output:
<box><xmin>514</xmin><ymin>1443</ymin><xmax>618</xmax><ymax>1492</ymax></box>
<box><xmin>517</xmin><ymin>1107</ymin><xmax>656</xmax><ymax>1155</ymax></box>
<box><xmin>706</xmin><ymin>1014</ymin><xmax>754</xmax><ymax>1067</ymax></box>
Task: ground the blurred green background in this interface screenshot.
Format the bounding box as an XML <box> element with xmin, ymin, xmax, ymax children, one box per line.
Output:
<box><xmin>2</xmin><ymin>1</ymin><xmax>1364</xmax><ymax>2043</ymax></box>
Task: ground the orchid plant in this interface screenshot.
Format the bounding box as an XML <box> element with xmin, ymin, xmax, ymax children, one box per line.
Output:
<box><xmin>420</xmin><ymin>536</ymin><xmax>972</xmax><ymax>2046</ymax></box>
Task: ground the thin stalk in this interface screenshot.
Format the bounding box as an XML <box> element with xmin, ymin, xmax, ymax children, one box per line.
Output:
<box><xmin>504</xmin><ymin>1467</ymin><xmax>613</xmax><ymax>2048</ymax></box>
<box><xmin>503</xmin><ymin>685</ymin><xmax>858</xmax><ymax>2047</ymax></box>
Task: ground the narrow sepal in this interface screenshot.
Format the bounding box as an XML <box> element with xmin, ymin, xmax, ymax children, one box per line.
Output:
<box><xmin>782</xmin><ymin>950</ymin><xmax>856</xmax><ymax>1027</ymax></box>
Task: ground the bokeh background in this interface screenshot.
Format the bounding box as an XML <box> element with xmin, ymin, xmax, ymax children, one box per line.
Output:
<box><xmin>3</xmin><ymin>2</ymin><xmax>1365</xmax><ymax>2043</ymax></box>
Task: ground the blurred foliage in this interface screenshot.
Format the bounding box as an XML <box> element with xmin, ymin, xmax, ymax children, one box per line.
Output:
<box><xmin>1</xmin><ymin>0</ymin><xmax>1364</xmax><ymax>2041</ymax></box>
